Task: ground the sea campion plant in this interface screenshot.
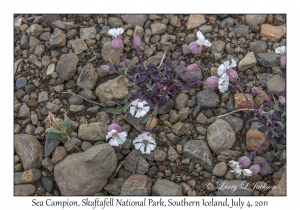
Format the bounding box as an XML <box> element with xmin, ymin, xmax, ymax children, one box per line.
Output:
<box><xmin>100</xmin><ymin>29</ymin><xmax>211</xmax><ymax>155</ymax></box>
<box><xmin>45</xmin><ymin>111</ymin><xmax>71</xmax><ymax>142</ymax></box>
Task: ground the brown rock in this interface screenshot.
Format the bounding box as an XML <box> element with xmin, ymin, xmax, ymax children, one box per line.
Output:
<box><xmin>101</xmin><ymin>41</ymin><xmax>123</xmax><ymax>63</ymax></box>
<box><xmin>172</xmin><ymin>121</ymin><xmax>192</xmax><ymax>136</ymax></box>
<box><xmin>245</xmin><ymin>15</ymin><xmax>267</xmax><ymax>26</ymax></box>
<box><xmin>238</xmin><ymin>52</ymin><xmax>257</xmax><ymax>71</ymax></box>
<box><xmin>151</xmin><ymin>23</ymin><xmax>167</xmax><ymax>35</ymax></box>
<box><xmin>26</xmin><ymin>99</ymin><xmax>39</xmax><ymax>108</ymax></box>
<box><xmin>246</xmin><ymin>130</ymin><xmax>270</xmax><ymax>155</ymax></box>
<box><xmin>20</xmin><ymin>24</ymin><xmax>29</xmax><ymax>32</ymax></box>
<box><xmin>260</xmin><ymin>24</ymin><xmax>285</xmax><ymax>42</ymax></box>
<box><xmin>52</xmin><ymin>146</ymin><xmax>67</xmax><ymax>164</ymax></box>
<box><xmin>77</xmin><ymin>63</ymin><xmax>98</xmax><ymax>90</ymax></box>
<box><xmin>96</xmin><ymin>112</ymin><xmax>110</xmax><ymax>124</ymax></box>
<box><xmin>234</xmin><ymin>93</ymin><xmax>255</xmax><ymax>110</ymax></box>
<box><xmin>187</xmin><ymin>15</ymin><xmax>206</xmax><ymax>29</ymax></box>
<box><xmin>71</xmin><ymin>39</ymin><xmax>88</xmax><ymax>54</ymax></box>
<box><xmin>14</xmin><ymin>184</ymin><xmax>36</xmax><ymax>196</ymax></box>
<box><xmin>49</xmin><ymin>28</ymin><xmax>66</xmax><ymax>48</ymax></box>
<box><xmin>254</xmin><ymin>91</ymin><xmax>269</xmax><ymax>106</ymax></box>
<box><xmin>120</xmin><ymin>175</ymin><xmax>152</xmax><ymax>195</ymax></box>
<box><xmin>268</xmin><ymin>170</ymin><xmax>286</xmax><ymax>195</ymax></box>
<box><xmin>124</xmin><ymin>150</ymin><xmax>149</xmax><ymax>175</ymax></box>
<box><xmin>121</xmin><ymin>15</ymin><xmax>148</xmax><ymax>27</ymax></box>
<box><xmin>145</xmin><ymin>115</ymin><xmax>158</xmax><ymax>130</ymax></box>
<box><xmin>78</xmin><ymin>122</ymin><xmax>108</xmax><ymax>141</ymax></box>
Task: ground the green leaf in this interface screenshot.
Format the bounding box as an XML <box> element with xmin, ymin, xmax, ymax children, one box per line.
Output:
<box><xmin>46</xmin><ymin>64</ymin><xmax>55</xmax><ymax>75</ymax></box>
<box><xmin>65</xmin><ymin>117</ymin><xmax>71</xmax><ymax>133</ymax></box>
<box><xmin>152</xmin><ymin>105</ymin><xmax>158</xmax><ymax>116</ymax></box>
<box><xmin>123</xmin><ymin>102</ymin><xmax>131</xmax><ymax>113</ymax></box>
<box><xmin>273</xmin><ymin>149</ymin><xmax>281</xmax><ymax>157</ymax></box>
<box><xmin>146</xmin><ymin>84</ymin><xmax>152</xmax><ymax>90</ymax></box>
<box><xmin>269</xmin><ymin>110</ymin><xmax>275</xmax><ymax>116</ymax></box>
<box><xmin>280</xmin><ymin>150</ymin><xmax>286</xmax><ymax>160</ymax></box>
<box><xmin>274</xmin><ymin>101</ymin><xmax>283</xmax><ymax>112</ymax></box>
<box><xmin>124</xmin><ymin>67</ymin><xmax>129</xmax><ymax>75</ymax></box>
<box><xmin>45</xmin><ymin>127</ymin><xmax>61</xmax><ymax>134</ymax></box>
<box><xmin>141</xmin><ymin>115</ymin><xmax>151</xmax><ymax>124</ymax></box>
<box><xmin>46</xmin><ymin>132</ymin><xmax>62</xmax><ymax>139</ymax></box>
<box><xmin>275</xmin><ymin>143</ymin><xmax>286</xmax><ymax>150</ymax></box>
<box><xmin>277</xmin><ymin>121</ymin><xmax>285</xmax><ymax>130</ymax></box>
<box><xmin>262</xmin><ymin>152</ymin><xmax>271</xmax><ymax>159</ymax></box>
<box><xmin>134</xmin><ymin>85</ymin><xmax>142</xmax><ymax>90</ymax></box>
<box><xmin>106</xmin><ymin>108</ymin><xmax>123</xmax><ymax>115</ymax></box>
<box><xmin>124</xmin><ymin>82</ymin><xmax>134</xmax><ymax>87</ymax></box>
<box><xmin>281</xmin><ymin>111</ymin><xmax>286</xmax><ymax>118</ymax></box>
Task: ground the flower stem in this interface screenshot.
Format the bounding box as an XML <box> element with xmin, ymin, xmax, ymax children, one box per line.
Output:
<box><xmin>216</xmin><ymin>108</ymin><xmax>255</xmax><ymax>118</ymax></box>
<box><xmin>59</xmin><ymin>92</ymin><xmax>106</xmax><ymax>107</ymax></box>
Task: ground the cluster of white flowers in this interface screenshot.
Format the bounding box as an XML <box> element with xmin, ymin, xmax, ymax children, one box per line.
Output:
<box><xmin>275</xmin><ymin>46</ymin><xmax>286</xmax><ymax>55</ymax></box>
<box><xmin>107</xmin><ymin>28</ymin><xmax>124</xmax><ymax>38</ymax></box>
<box><xmin>216</xmin><ymin>59</ymin><xmax>237</xmax><ymax>93</ymax></box>
<box><xmin>196</xmin><ymin>31</ymin><xmax>212</xmax><ymax>47</ymax></box>
<box><xmin>228</xmin><ymin>160</ymin><xmax>253</xmax><ymax>177</ymax></box>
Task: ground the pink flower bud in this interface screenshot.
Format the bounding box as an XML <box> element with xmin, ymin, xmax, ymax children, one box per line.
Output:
<box><xmin>280</xmin><ymin>53</ymin><xmax>286</xmax><ymax>68</ymax></box>
<box><xmin>187</xmin><ymin>64</ymin><xmax>197</xmax><ymax>72</ymax></box>
<box><xmin>112</xmin><ymin>37</ymin><xmax>123</xmax><ymax>49</ymax></box>
<box><xmin>206</xmin><ymin>76</ymin><xmax>219</xmax><ymax>88</ymax></box>
<box><xmin>133</xmin><ymin>36</ymin><xmax>142</xmax><ymax>48</ymax></box>
<box><xmin>108</xmin><ymin>123</ymin><xmax>122</xmax><ymax>133</ymax></box>
<box><xmin>238</xmin><ymin>156</ymin><xmax>251</xmax><ymax>169</ymax></box>
<box><xmin>189</xmin><ymin>41</ymin><xmax>202</xmax><ymax>54</ymax></box>
<box><xmin>226</xmin><ymin>68</ymin><xmax>238</xmax><ymax>82</ymax></box>
<box><xmin>251</xmin><ymin>86</ymin><xmax>261</xmax><ymax>95</ymax></box>
<box><xmin>249</xmin><ymin>164</ymin><xmax>261</xmax><ymax>175</ymax></box>
<box><xmin>278</xmin><ymin>95</ymin><xmax>286</xmax><ymax>105</ymax></box>
<box><xmin>100</xmin><ymin>65</ymin><xmax>110</xmax><ymax>72</ymax></box>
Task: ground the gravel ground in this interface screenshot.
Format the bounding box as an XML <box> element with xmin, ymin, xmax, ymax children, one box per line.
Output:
<box><xmin>14</xmin><ymin>14</ymin><xmax>286</xmax><ymax>196</ymax></box>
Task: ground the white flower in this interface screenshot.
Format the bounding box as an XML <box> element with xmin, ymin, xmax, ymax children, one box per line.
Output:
<box><xmin>106</xmin><ymin>129</ymin><xmax>127</xmax><ymax>147</ymax></box>
<box><xmin>275</xmin><ymin>46</ymin><xmax>286</xmax><ymax>55</ymax></box>
<box><xmin>228</xmin><ymin>160</ymin><xmax>243</xmax><ymax>176</ymax></box>
<box><xmin>108</xmin><ymin>28</ymin><xmax>124</xmax><ymax>38</ymax></box>
<box><xmin>133</xmin><ymin>132</ymin><xmax>156</xmax><ymax>154</ymax></box>
<box><xmin>217</xmin><ymin>59</ymin><xmax>237</xmax><ymax>76</ymax></box>
<box><xmin>242</xmin><ymin>169</ymin><xmax>253</xmax><ymax>177</ymax></box>
<box><xmin>129</xmin><ymin>99</ymin><xmax>150</xmax><ymax>118</ymax></box>
<box><xmin>218</xmin><ymin>73</ymin><xmax>230</xmax><ymax>93</ymax></box>
<box><xmin>196</xmin><ymin>31</ymin><xmax>211</xmax><ymax>47</ymax></box>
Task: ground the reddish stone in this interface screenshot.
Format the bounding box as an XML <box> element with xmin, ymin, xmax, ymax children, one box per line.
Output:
<box><xmin>158</xmin><ymin>165</ymin><xmax>166</xmax><ymax>172</ymax></box>
<box><xmin>52</xmin><ymin>146</ymin><xmax>67</xmax><ymax>164</ymax></box>
<box><xmin>246</xmin><ymin>130</ymin><xmax>270</xmax><ymax>155</ymax></box>
<box><xmin>260</xmin><ymin>24</ymin><xmax>285</xmax><ymax>42</ymax></box>
<box><xmin>26</xmin><ymin>98</ymin><xmax>39</xmax><ymax>108</ymax></box>
<box><xmin>234</xmin><ymin>93</ymin><xmax>255</xmax><ymax>110</ymax></box>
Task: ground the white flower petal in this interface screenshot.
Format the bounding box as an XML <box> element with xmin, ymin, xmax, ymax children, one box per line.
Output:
<box><xmin>197</xmin><ymin>31</ymin><xmax>205</xmax><ymax>43</ymax></box>
<box><xmin>223</xmin><ymin>60</ymin><xmax>230</xmax><ymax>69</ymax></box>
<box><xmin>109</xmin><ymin>138</ymin><xmax>119</xmax><ymax>147</ymax></box>
<box><xmin>275</xmin><ymin>46</ymin><xmax>286</xmax><ymax>54</ymax></box>
<box><xmin>118</xmin><ymin>132</ymin><xmax>127</xmax><ymax>143</ymax></box>
<box><xmin>107</xmin><ymin>28</ymin><xmax>124</xmax><ymax>38</ymax></box>
<box><xmin>230</xmin><ymin>59</ymin><xmax>237</xmax><ymax>68</ymax></box>
<box><xmin>131</xmin><ymin>100</ymin><xmax>138</xmax><ymax>106</ymax></box>
<box><xmin>242</xmin><ymin>169</ymin><xmax>253</xmax><ymax>177</ymax></box>
<box><xmin>145</xmin><ymin>146</ymin><xmax>151</xmax><ymax>154</ymax></box>
<box><xmin>133</xmin><ymin>142</ymin><xmax>143</xmax><ymax>150</ymax></box>
<box><xmin>129</xmin><ymin>106</ymin><xmax>136</xmax><ymax>116</ymax></box>
<box><xmin>142</xmin><ymin>100</ymin><xmax>148</xmax><ymax>105</ymax></box>
<box><xmin>148</xmin><ymin>143</ymin><xmax>156</xmax><ymax>151</ymax></box>
<box><xmin>203</xmin><ymin>39</ymin><xmax>211</xmax><ymax>47</ymax></box>
<box><xmin>135</xmin><ymin>110</ymin><xmax>142</xmax><ymax>118</ymax></box>
<box><xmin>217</xmin><ymin>64</ymin><xmax>226</xmax><ymax>76</ymax></box>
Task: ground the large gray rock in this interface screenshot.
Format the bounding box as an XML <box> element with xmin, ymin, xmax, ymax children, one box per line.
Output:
<box><xmin>14</xmin><ymin>134</ymin><xmax>43</xmax><ymax>170</ymax></box>
<box><xmin>257</xmin><ymin>52</ymin><xmax>280</xmax><ymax>67</ymax></box>
<box><xmin>193</xmin><ymin>88</ymin><xmax>220</xmax><ymax>117</ymax></box>
<box><xmin>80</xmin><ymin>27</ymin><xmax>96</xmax><ymax>40</ymax></box>
<box><xmin>183</xmin><ymin>140</ymin><xmax>214</xmax><ymax>172</ymax></box>
<box><xmin>207</xmin><ymin>119</ymin><xmax>236</xmax><ymax>155</ymax></box>
<box><xmin>14</xmin><ymin>184</ymin><xmax>36</xmax><ymax>196</ymax></box>
<box><xmin>94</xmin><ymin>76</ymin><xmax>128</xmax><ymax>106</ymax></box>
<box><xmin>54</xmin><ymin>144</ymin><xmax>117</xmax><ymax>195</ymax></box>
<box><xmin>78</xmin><ymin>122</ymin><xmax>108</xmax><ymax>141</ymax></box>
<box><xmin>120</xmin><ymin>175</ymin><xmax>152</xmax><ymax>196</ymax></box>
<box><xmin>174</xmin><ymin>65</ymin><xmax>203</xmax><ymax>83</ymax></box>
<box><xmin>121</xmin><ymin>15</ymin><xmax>148</xmax><ymax>27</ymax></box>
<box><xmin>77</xmin><ymin>63</ymin><xmax>98</xmax><ymax>90</ymax></box>
<box><xmin>216</xmin><ymin>180</ymin><xmax>254</xmax><ymax>196</ymax></box>
<box><xmin>124</xmin><ymin>150</ymin><xmax>149</xmax><ymax>175</ymax></box>
<box><xmin>152</xmin><ymin>179</ymin><xmax>183</xmax><ymax>196</ymax></box>
<box><xmin>56</xmin><ymin>53</ymin><xmax>79</xmax><ymax>81</ymax></box>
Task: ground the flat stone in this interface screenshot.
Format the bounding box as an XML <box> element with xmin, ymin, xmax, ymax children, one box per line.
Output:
<box><xmin>250</xmin><ymin>41</ymin><xmax>267</xmax><ymax>55</ymax></box>
<box><xmin>72</xmin><ymin>39</ymin><xmax>88</xmax><ymax>54</ymax></box>
<box><xmin>78</xmin><ymin>122</ymin><xmax>108</xmax><ymax>141</ymax></box>
<box><xmin>41</xmin><ymin>157</ymin><xmax>54</xmax><ymax>171</ymax></box>
<box><xmin>170</xmin><ymin>16</ymin><xmax>181</xmax><ymax>27</ymax></box>
<box><xmin>151</xmin><ymin>23</ymin><xmax>167</xmax><ymax>35</ymax></box>
<box><xmin>56</xmin><ymin>53</ymin><xmax>79</xmax><ymax>81</ymax></box>
<box><xmin>94</xmin><ymin>76</ymin><xmax>128</xmax><ymax>106</ymax></box>
<box><xmin>221</xmin><ymin>115</ymin><xmax>243</xmax><ymax>134</ymax></box>
<box><xmin>52</xmin><ymin>146</ymin><xmax>67</xmax><ymax>164</ymax></box>
<box><xmin>120</xmin><ymin>175</ymin><xmax>152</xmax><ymax>196</ymax></box>
<box><xmin>41</xmin><ymin>177</ymin><xmax>54</xmax><ymax>192</ymax></box>
<box><xmin>234</xmin><ymin>93</ymin><xmax>255</xmax><ymax>110</ymax></box>
<box><xmin>238</xmin><ymin>52</ymin><xmax>257</xmax><ymax>71</ymax></box>
<box><xmin>69</xmin><ymin>95</ymin><xmax>83</xmax><ymax>105</ymax></box>
<box><xmin>77</xmin><ymin>63</ymin><xmax>98</xmax><ymax>90</ymax></box>
<box><xmin>96</xmin><ymin>112</ymin><xmax>110</xmax><ymax>124</ymax></box>
<box><xmin>211</xmin><ymin>41</ymin><xmax>225</xmax><ymax>53</ymax></box>
<box><xmin>246</xmin><ymin>15</ymin><xmax>267</xmax><ymax>26</ymax></box>
<box><xmin>260</xmin><ymin>24</ymin><xmax>285</xmax><ymax>42</ymax></box>
<box><xmin>49</xmin><ymin>28</ymin><xmax>66</xmax><ymax>48</ymax></box>
<box><xmin>174</xmin><ymin>93</ymin><xmax>189</xmax><ymax>110</ymax></box>
<box><xmin>16</xmin><ymin>77</ymin><xmax>27</xmax><ymax>90</ymax></box>
<box><xmin>169</xmin><ymin>110</ymin><xmax>180</xmax><ymax>123</ymax></box>
<box><xmin>152</xmin><ymin>179</ymin><xmax>183</xmax><ymax>196</ymax></box>
<box><xmin>168</xmin><ymin>146</ymin><xmax>180</xmax><ymax>162</ymax></box>
<box><xmin>172</xmin><ymin>121</ymin><xmax>192</xmax><ymax>137</ymax></box>
<box><xmin>257</xmin><ymin>52</ymin><xmax>280</xmax><ymax>68</ymax></box>
<box><xmin>14</xmin><ymin>168</ymin><xmax>41</xmax><ymax>184</ymax></box>
<box><xmin>101</xmin><ymin>41</ymin><xmax>123</xmax><ymax>63</ymax></box>
<box><xmin>26</xmin><ymin>24</ymin><xmax>43</xmax><ymax>37</ymax></box>
<box><xmin>66</xmin><ymin>29</ymin><xmax>77</xmax><ymax>39</ymax></box>
<box><xmin>183</xmin><ymin>140</ymin><xmax>214</xmax><ymax>172</ymax></box>
<box><xmin>121</xmin><ymin>15</ymin><xmax>148</xmax><ymax>27</ymax></box>
<box><xmin>44</xmin><ymin>14</ymin><xmax>62</xmax><ymax>26</ymax></box>
<box><xmin>46</xmin><ymin>102</ymin><xmax>59</xmax><ymax>112</ymax></box>
<box><xmin>64</xmin><ymin>137</ymin><xmax>82</xmax><ymax>152</ymax></box>
<box><xmin>104</xmin><ymin>178</ymin><xmax>124</xmax><ymax>195</ymax></box>
<box><xmin>14</xmin><ymin>184</ymin><xmax>36</xmax><ymax>196</ymax></box>
<box><xmin>207</xmin><ymin>119</ymin><xmax>236</xmax><ymax>155</ymax></box>
<box><xmin>17</xmin><ymin>104</ymin><xmax>30</xmax><ymax>119</ymax></box>
<box><xmin>51</xmin><ymin>20</ymin><xmax>66</xmax><ymax>30</ymax></box>
<box><xmin>124</xmin><ymin>150</ymin><xmax>149</xmax><ymax>175</ymax></box>
<box><xmin>266</xmin><ymin>75</ymin><xmax>286</xmax><ymax>93</ymax></box>
<box><xmin>212</xmin><ymin>162</ymin><xmax>227</xmax><ymax>176</ymax></box>
<box><xmin>14</xmin><ymin>134</ymin><xmax>43</xmax><ymax>170</ymax></box>
<box><xmin>34</xmin><ymin>45</ymin><xmax>45</xmax><ymax>57</ymax></box>
<box><xmin>133</xmin><ymin>25</ymin><xmax>144</xmax><ymax>38</ymax></box>
<box><xmin>216</xmin><ymin>180</ymin><xmax>254</xmax><ymax>196</ymax></box>
<box><xmin>152</xmin><ymin>150</ymin><xmax>167</xmax><ymax>162</ymax></box>
<box><xmin>29</xmin><ymin>36</ymin><xmax>41</xmax><ymax>48</ymax></box>
<box><xmin>231</xmin><ymin>25</ymin><xmax>249</xmax><ymax>36</ymax></box>
<box><xmin>187</xmin><ymin>15</ymin><xmax>206</xmax><ymax>29</ymax></box>
<box><xmin>54</xmin><ymin>144</ymin><xmax>117</xmax><ymax>195</ymax></box>
<box><xmin>178</xmin><ymin>107</ymin><xmax>192</xmax><ymax>121</ymax></box>
<box><xmin>39</xmin><ymin>32</ymin><xmax>51</xmax><ymax>41</ymax></box>
<box><xmin>38</xmin><ymin>91</ymin><xmax>49</xmax><ymax>103</ymax></box>
<box><xmin>193</xmin><ymin>88</ymin><xmax>220</xmax><ymax>117</ymax></box>
<box><xmin>79</xmin><ymin>89</ymin><xmax>97</xmax><ymax>100</ymax></box>
<box><xmin>80</xmin><ymin>27</ymin><xmax>96</xmax><ymax>40</ymax></box>
<box><xmin>108</xmin><ymin>17</ymin><xmax>123</xmax><ymax>28</ymax></box>
<box><xmin>174</xmin><ymin>65</ymin><xmax>203</xmax><ymax>83</ymax></box>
